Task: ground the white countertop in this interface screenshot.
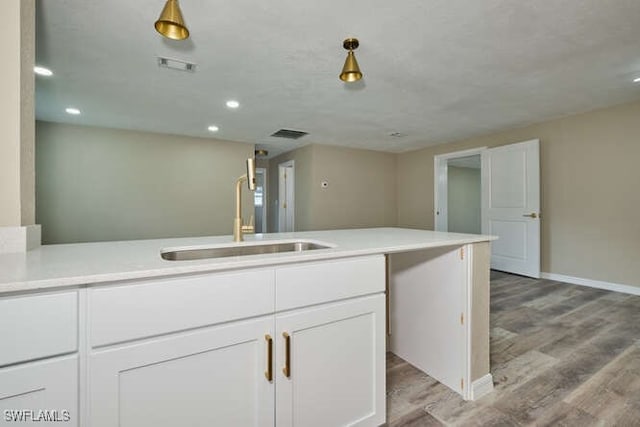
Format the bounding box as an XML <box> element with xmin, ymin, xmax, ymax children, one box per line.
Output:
<box><xmin>0</xmin><ymin>227</ymin><xmax>495</xmax><ymax>294</ymax></box>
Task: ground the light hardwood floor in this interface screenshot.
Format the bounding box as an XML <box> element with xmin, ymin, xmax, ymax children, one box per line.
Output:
<box><xmin>387</xmin><ymin>271</ymin><xmax>640</xmax><ymax>426</ymax></box>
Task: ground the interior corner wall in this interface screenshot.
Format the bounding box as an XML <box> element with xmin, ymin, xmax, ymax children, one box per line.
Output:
<box><xmin>36</xmin><ymin>121</ymin><xmax>255</xmax><ymax>244</ymax></box>
<box><xmin>396</xmin><ymin>99</ymin><xmax>640</xmax><ymax>288</ymax></box>
<box><xmin>1</xmin><ymin>0</ymin><xmax>35</xmax><ymax>228</ymax></box>
<box><xmin>20</xmin><ymin>0</ymin><xmax>35</xmax><ymax>226</ymax></box>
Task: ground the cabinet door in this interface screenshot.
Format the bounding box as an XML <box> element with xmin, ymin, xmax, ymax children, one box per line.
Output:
<box><xmin>90</xmin><ymin>316</ymin><xmax>274</xmax><ymax>427</ymax></box>
<box><xmin>276</xmin><ymin>295</ymin><xmax>385</xmax><ymax>427</ymax></box>
<box><xmin>0</xmin><ymin>356</ymin><xmax>78</xmax><ymax>426</ymax></box>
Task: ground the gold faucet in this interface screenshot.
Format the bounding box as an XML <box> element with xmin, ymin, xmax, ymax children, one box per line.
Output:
<box><xmin>233</xmin><ymin>158</ymin><xmax>257</xmax><ymax>242</ymax></box>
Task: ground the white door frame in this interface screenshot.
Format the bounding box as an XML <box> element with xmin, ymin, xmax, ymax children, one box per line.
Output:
<box><xmin>255</xmin><ymin>167</ymin><xmax>267</xmax><ymax>233</ymax></box>
<box><xmin>278</xmin><ymin>160</ymin><xmax>295</xmax><ymax>232</ymax></box>
<box><xmin>433</xmin><ymin>147</ymin><xmax>486</xmax><ymax>231</ymax></box>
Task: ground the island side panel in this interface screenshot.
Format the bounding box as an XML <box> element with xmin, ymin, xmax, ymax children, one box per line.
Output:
<box><xmin>388</xmin><ymin>241</ymin><xmax>493</xmax><ymax>401</ymax></box>
<box><xmin>470</xmin><ymin>241</ymin><xmax>491</xmax><ymax>383</ymax></box>
<box><xmin>388</xmin><ymin>246</ymin><xmax>467</xmax><ymax>397</ymax></box>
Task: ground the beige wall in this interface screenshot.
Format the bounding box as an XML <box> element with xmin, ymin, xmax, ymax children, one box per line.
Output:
<box><xmin>309</xmin><ymin>144</ymin><xmax>397</xmax><ymax>230</ymax></box>
<box><xmin>268</xmin><ymin>144</ymin><xmax>397</xmax><ymax>232</ymax></box>
<box><xmin>36</xmin><ymin>121</ymin><xmax>254</xmax><ymax>244</ymax></box>
<box><xmin>447</xmin><ymin>166</ymin><xmax>481</xmax><ymax>234</ymax></box>
<box><xmin>0</xmin><ymin>0</ymin><xmax>35</xmax><ymax>227</ymax></box>
<box><xmin>398</xmin><ymin>100</ymin><xmax>640</xmax><ymax>287</ymax></box>
<box><xmin>20</xmin><ymin>0</ymin><xmax>35</xmax><ymax>226</ymax></box>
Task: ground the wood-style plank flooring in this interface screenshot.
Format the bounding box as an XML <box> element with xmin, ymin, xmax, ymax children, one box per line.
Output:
<box><xmin>387</xmin><ymin>271</ymin><xmax>640</xmax><ymax>426</ymax></box>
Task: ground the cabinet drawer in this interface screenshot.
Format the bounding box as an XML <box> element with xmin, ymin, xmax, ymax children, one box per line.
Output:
<box><xmin>90</xmin><ymin>269</ymin><xmax>275</xmax><ymax>347</ymax></box>
<box><xmin>275</xmin><ymin>256</ymin><xmax>385</xmax><ymax>311</ymax></box>
<box><xmin>0</xmin><ymin>292</ymin><xmax>78</xmax><ymax>367</ymax></box>
<box><xmin>0</xmin><ymin>355</ymin><xmax>78</xmax><ymax>426</ymax></box>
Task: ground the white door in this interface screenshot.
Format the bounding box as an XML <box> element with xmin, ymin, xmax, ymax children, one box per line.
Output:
<box><xmin>90</xmin><ymin>317</ymin><xmax>274</xmax><ymax>427</ymax></box>
<box><xmin>0</xmin><ymin>356</ymin><xmax>78</xmax><ymax>426</ymax></box>
<box><xmin>278</xmin><ymin>161</ymin><xmax>295</xmax><ymax>232</ymax></box>
<box><xmin>481</xmin><ymin>139</ymin><xmax>541</xmax><ymax>278</ymax></box>
<box><xmin>275</xmin><ymin>295</ymin><xmax>385</xmax><ymax>427</ymax></box>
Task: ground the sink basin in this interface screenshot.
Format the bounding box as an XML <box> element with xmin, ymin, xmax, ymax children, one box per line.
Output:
<box><xmin>161</xmin><ymin>240</ymin><xmax>332</xmax><ymax>261</ymax></box>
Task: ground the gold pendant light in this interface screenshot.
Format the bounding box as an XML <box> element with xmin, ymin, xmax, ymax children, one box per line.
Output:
<box><xmin>155</xmin><ymin>0</ymin><xmax>190</xmax><ymax>40</ymax></box>
<box><xmin>340</xmin><ymin>38</ymin><xmax>363</xmax><ymax>82</ymax></box>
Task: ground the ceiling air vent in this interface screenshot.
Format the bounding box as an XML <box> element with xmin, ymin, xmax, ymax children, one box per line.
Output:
<box><xmin>270</xmin><ymin>129</ymin><xmax>308</xmax><ymax>139</ymax></box>
<box><xmin>157</xmin><ymin>56</ymin><xmax>196</xmax><ymax>72</ymax></box>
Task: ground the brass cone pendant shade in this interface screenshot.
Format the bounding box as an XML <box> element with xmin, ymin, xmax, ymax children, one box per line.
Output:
<box><xmin>155</xmin><ymin>0</ymin><xmax>190</xmax><ymax>40</ymax></box>
<box><xmin>340</xmin><ymin>38</ymin><xmax>363</xmax><ymax>82</ymax></box>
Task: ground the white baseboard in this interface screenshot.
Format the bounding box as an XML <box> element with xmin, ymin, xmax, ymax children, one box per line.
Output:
<box><xmin>541</xmin><ymin>272</ymin><xmax>640</xmax><ymax>296</ymax></box>
<box><xmin>469</xmin><ymin>374</ymin><xmax>494</xmax><ymax>400</ymax></box>
<box><xmin>0</xmin><ymin>225</ymin><xmax>41</xmax><ymax>254</ymax></box>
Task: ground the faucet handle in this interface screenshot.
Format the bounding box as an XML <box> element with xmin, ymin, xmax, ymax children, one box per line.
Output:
<box><xmin>241</xmin><ymin>215</ymin><xmax>255</xmax><ymax>233</ymax></box>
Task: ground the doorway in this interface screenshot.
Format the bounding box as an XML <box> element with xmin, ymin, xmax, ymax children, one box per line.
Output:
<box><xmin>434</xmin><ymin>141</ymin><xmax>541</xmax><ymax>278</ymax></box>
<box><xmin>434</xmin><ymin>148</ymin><xmax>485</xmax><ymax>233</ymax></box>
<box><xmin>254</xmin><ymin>168</ymin><xmax>267</xmax><ymax>233</ymax></box>
<box><xmin>448</xmin><ymin>155</ymin><xmax>481</xmax><ymax>234</ymax></box>
<box><xmin>278</xmin><ymin>160</ymin><xmax>295</xmax><ymax>232</ymax></box>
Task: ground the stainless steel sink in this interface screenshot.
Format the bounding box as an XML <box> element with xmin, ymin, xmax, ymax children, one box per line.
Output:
<box><xmin>161</xmin><ymin>241</ymin><xmax>332</xmax><ymax>261</ymax></box>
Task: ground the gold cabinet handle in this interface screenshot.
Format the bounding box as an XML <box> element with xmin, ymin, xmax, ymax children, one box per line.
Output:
<box><xmin>265</xmin><ymin>334</ymin><xmax>273</xmax><ymax>382</ymax></box>
<box><xmin>522</xmin><ymin>213</ymin><xmax>538</xmax><ymax>218</ymax></box>
<box><xmin>282</xmin><ymin>332</ymin><xmax>291</xmax><ymax>378</ymax></box>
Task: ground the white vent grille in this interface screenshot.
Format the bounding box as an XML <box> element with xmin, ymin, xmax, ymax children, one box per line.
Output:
<box><xmin>271</xmin><ymin>129</ymin><xmax>308</xmax><ymax>139</ymax></box>
<box><xmin>157</xmin><ymin>57</ymin><xmax>196</xmax><ymax>72</ymax></box>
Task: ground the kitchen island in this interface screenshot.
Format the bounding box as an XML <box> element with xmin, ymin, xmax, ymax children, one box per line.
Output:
<box><xmin>0</xmin><ymin>227</ymin><xmax>495</xmax><ymax>427</ymax></box>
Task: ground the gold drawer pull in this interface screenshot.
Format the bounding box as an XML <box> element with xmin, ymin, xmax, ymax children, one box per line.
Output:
<box><xmin>522</xmin><ymin>213</ymin><xmax>538</xmax><ymax>218</ymax></box>
<box><xmin>265</xmin><ymin>334</ymin><xmax>273</xmax><ymax>382</ymax></box>
<box><xmin>282</xmin><ymin>332</ymin><xmax>291</xmax><ymax>378</ymax></box>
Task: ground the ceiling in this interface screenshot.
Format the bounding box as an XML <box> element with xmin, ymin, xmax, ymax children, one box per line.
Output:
<box><xmin>35</xmin><ymin>0</ymin><xmax>640</xmax><ymax>158</ymax></box>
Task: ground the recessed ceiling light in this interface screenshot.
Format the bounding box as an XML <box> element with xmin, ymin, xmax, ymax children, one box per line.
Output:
<box><xmin>226</xmin><ymin>100</ymin><xmax>240</xmax><ymax>109</ymax></box>
<box><xmin>34</xmin><ymin>66</ymin><xmax>53</xmax><ymax>76</ymax></box>
<box><xmin>634</xmin><ymin>77</ymin><xmax>640</xmax><ymax>83</ymax></box>
<box><xmin>207</xmin><ymin>125</ymin><xmax>219</xmax><ymax>132</ymax></box>
<box><xmin>65</xmin><ymin>107</ymin><xmax>81</xmax><ymax>115</ymax></box>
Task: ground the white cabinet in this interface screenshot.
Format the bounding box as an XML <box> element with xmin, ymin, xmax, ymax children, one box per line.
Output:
<box><xmin>88</xmin><ymin>255</ymin><xmax>386</xmax><ymax>427</ymax></box>
<box><xmin>0</xmin><ymin>292</ymin><xmax>77</xmax><ymax>367</ymax></box>
<box><xmin>0</xmin><ymin>356</ymin><xmax>78</xmax><ymax>426</ymax></box>
<box><xmin>0</xmin><ymin>291</ymin><xmax>78</xmax><ymax>426</ymax></box>
<box><xmin>89</xmin><ymin>316</ymin><xmax>274</xmax><ymax>427</ymax></box>
<box><xmin>275</xmin><ymin>295</ymin><xmax>386</xmax><ymax>427</ymax></box>
<box><xmin>89</xmin><ymin>269</ymin><xmax>274</xmax><ymax>347</ymax></box>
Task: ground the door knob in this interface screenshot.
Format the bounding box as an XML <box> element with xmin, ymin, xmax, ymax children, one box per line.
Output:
<box><xmin>522</xmin><ymin>213</ymin><xmax>538</xmax><ymax>218</ymax></box>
